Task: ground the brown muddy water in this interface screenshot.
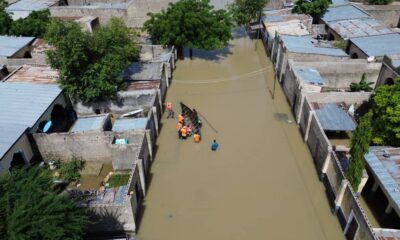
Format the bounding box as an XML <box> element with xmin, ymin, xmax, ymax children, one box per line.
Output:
<box><xmin>137</xmin><ymin>29</ymin><xmax>344</xmax><ymax>240</ymax></box>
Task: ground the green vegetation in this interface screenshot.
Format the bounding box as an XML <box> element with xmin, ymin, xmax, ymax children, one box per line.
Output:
<box><xmin>58</xmin><ymin>156</ymin><xmax>86</xmax><ymax>182</ymax></box>
<box><xmin>9</xmin><ymin>10</ymin><xmax>51</xmax><ymax>38</ymax></box>
<box><xmin>0</xmin><ymin>0</ymin><xmax>51</xmax><ymax>38</ymax></box>
<box><xmin>229</xmin><ymin>0</ymin><xmax>269</xmax><ymax>26</ymax></box>
<box><xmin>45</xmin><ymin>18</ymin><xmax>138</xmax><ymax>102</ymax></box>
<box><xmin>292</xmin><ymin>0</ymin><xmax>330</xmax><ymax>17</ymax></box>
<box><xmin>350</xmin><ymin>73</ymin><xmax>374</xmax><ymax>92</ymax></box>
<box><xmin>107</xmin><ymin>174</ymin><xmax>130</xmax><ymax>187</ymax></box>
<box><xmin>367</xmin><ymin>0</ymin><xmax>393</xmax><ymax>5</ymax></box>
<box><xmin>144</xmin><ymin>0</ymin><xmax>233</xmax><ymax>58</ymax></box>
<box><xmin>0</xmin><ymin>0</ymin><xmax>12</xmax><ymax>35</ymax></box>
<box><xmin>369</xmin><ymin>78</ymin><xmax>400</xmax><ymax>146</ymax></box>
<box><xmin>0</xmin><ymin>166</ymin><xmax>90</xmax><ymax>239</ymax></box>
<box><xmin>346</xmin><ymin>114</ymin><xmax>372</xmax><ymax>190</ymax></box>
<box><xmin>332</xmin><ymin>39</ymin><xmax>346</xmax><ymax>51</ymax></box>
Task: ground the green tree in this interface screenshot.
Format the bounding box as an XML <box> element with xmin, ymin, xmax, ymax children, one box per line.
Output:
<box><xmin>0</xmin><ymin>0</ymin><xmax>12</xmax><ymax>35</ymax></box>
<box><xmin>144</xmin><ymin>0</ymin><xmax>233</xmax><ymax>58</ymax></box>
<box><xmin>292</xmin><ymin>0</ymin><xmax>330</xmax><ymax>17</ymax></box>
<box><xmin>9</xmin><ymin>10</ymin><xmax>51</xmax><ymax>38</ymax></box>
<box><xmin>370</xmin><ymin>78</ymin><xmax>400</xmax><ymax>146</ymax></box>
<box><xmin>346</xmin><ymin>114</ymin><xmax>372</xmax><ymax>191</ymax></box>
<box><xmin>229</xmin><ymin>0</ymin><xmax>268</xmax><ymax>26</ymax></box>
<box><xmin>45</xmin><ymin>18</ymin><xmax>138</xmax><ymax>102</ymax></box>
<box><xmin>0</xmin><ymin>166</ymin><xmax>89</xmax><ymax>240</ymax></box>
<box><xmin>350</xmin><ymin>73</ymin><xmax>374</xmax><ymax>92</ymax></box>
<box><xmin>368</xmin><ymin>0</ymin><xmax>393</xmax><ymax>5</ymax></box>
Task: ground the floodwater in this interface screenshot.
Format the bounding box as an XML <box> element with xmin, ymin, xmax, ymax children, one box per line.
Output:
<box><xmin>137</xmin><ymin>28</ymin><xmax>344</xmax><ymax>240</ymax></box>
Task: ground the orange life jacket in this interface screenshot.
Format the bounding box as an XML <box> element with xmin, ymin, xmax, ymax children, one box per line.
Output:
<box><xmin>181</xmin><ymin>127</ymin><xmax>187</xmax><ymax>136</ymax></box>
<box><xmin>194</xmin><ymin>134</ymin><xmax>200</xmax><ymax>143</ymax></box>
<box><xmin>176</xmin><ymin>122</ymin><xmax>183</xmax><ymax>130</ymax></box>
<box><xmin>178</xmin><ymin>114</ymin><xmax>184</xmax><ymax>123</ymax></box>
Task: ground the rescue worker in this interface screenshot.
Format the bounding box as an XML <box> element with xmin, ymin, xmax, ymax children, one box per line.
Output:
<box><xmin>165</xmin><ymin>102</ymin><xmax>174</xmax><ymax>118</ymax></box>
<box><xmin>181</xmin><ymin>126</ymin><xmax>188</xmax><ymax>140</ymax></box>
<box><xmin>194</xmin><ymin>133</ymin><xmax>201</xmax><ymax>143</ymax></box>
<box><xmin>187</xmin><ymin>124</ymin><xmax>192</xmax><ymax>136</ymax></box>
<box><xmin>211</xmin><ymin>139</ymin><xmax>219</xmax><ymax>151</ymax></box>
<box><xmin>177</xmin><ymin>122</ymin><xmax>183</xmax><ymax>139</ymax></box>
<box><xmin>178</xmin><ymin>114</ymin><xmax>184</xmax><ymax>124</ymax></box>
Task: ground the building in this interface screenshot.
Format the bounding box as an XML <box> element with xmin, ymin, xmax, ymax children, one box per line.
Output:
<box><xmin>355</xmin><ymin>2</ymin><xmax>400</xmax><ymax>28</ymax></box>
<box><xmin>376</xmin><ymin>55</ymin><xmax>400</xmax><ymax>86</ymax></box>
<box><xmin>271</xmin><ymin>34</ymin><xmax>348</xmax><ymax>82</ymax></box>
<box><xmin>139</xmin><ymin>45</ymin><xmax>176</xmax><ymax>79</ymax></box>
<box><xmin>0</xmin><ymin>82</ymin><xmax>67</xmax><ymax>173</ymax></box>
<box><xmin>261</xmin><ymin>8</ymin><xmax>312</xmax><ymax>53</ymax></box>
<box><xmin>2</xmin><ymin>64</ymin><xmax>59</xmax><ymax>84</ymax></box>
<box><xmin>348</xmin><ymin>33</ymin><xmax>400</xmax><ymax>60</ymax></box>
<box><xmin>364</xmin><ymin>147</ymin><xmax>400</xmax><ymax>229</ymax></box>
<box><xmin>6</xmin><ymin>0</ymin><xmax>61</xmax><ymax>20</ymax></box>
<box><xmin>123</xmin><ymin>62</ymin><xmax>168</xmax><ymax>101</ymax></box>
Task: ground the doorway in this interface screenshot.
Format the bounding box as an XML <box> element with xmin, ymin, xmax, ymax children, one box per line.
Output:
<box><xmin>9</xmin><ymin>151</ymin><xmax>27</xmax><ymax>171</ymax></box>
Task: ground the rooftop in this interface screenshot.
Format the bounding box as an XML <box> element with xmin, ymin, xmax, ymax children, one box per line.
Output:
<box><xmin>3</xmin><ymin>65</ymin><xmax>59</xmax><ymax>84</ymax></box>
<box><xmin>293</xmin><ymin>67</ymin><xmax>325</xmax><ymax>85</ymax></box>
<box><xmin>365</xmin><ymin>147</ymin><xmax>400</xmax><ymax>215</ymax></box>
<box><xmin>0</xmin><ymin>82</ymin><xmax>62</xmax><ymax>158</ymax></box>
<box><xmin>123</xmin><ymin>62</ymin><xmax>163</xmax><ymax>82</ymax></box>
<box><xmin>6</xmin><ymin>0</ymin><xmax>59</xmax><ymax>20</ymax></box>
<box><xmin>331</xmin><ymin>0</ymin><xmax>349</xmax><ymax>6</ymax></box>
<box><xmin>350</xmin><ymin>34</ymin><xmax>400</xmax><ymax>57</ymax></box>
<box><xmin>328</xmin><ymin>18</ymin><xmax>393</xmax><ymax>39</ymax></box>
<box><xmin>0</xmin><ymin>36</ymin><xmax>35</xmax><ymax>57</ymax></box>
<box><xmin>70</xmin><ymin>115</ymin><xmax>108</xmax><ymax>133</ymax></box>
<box><xmin>112</xmin><ymin>118</ymin><xmax>147</xmax><ymax>132</ymax></box>
<box><xmin>314</xmin><ymin>103</ymin><xmax>356</xmax><ymax>131</ymax></box>
<box><xmin>264</xmin><ymin>20</ymin><xmax>310</xmax><ymax>37</ymax></box>
<box><xmin>262</xmin><ymin>8</ymin><xmax>311</xmax><ymax>23</ymax></box>
<box><xmin>280</xmin><ymin>35</ymin><xmax>348</xmax><ymax>56</ymax></box>
<box><xmin>373</xmin><ymin>228</ymin><xmax>400</xmax><ymax>240</ymax></box>
<box><xmin>321</xmin><ymin>5</ymin><xmax>370</xmax><ymax>23</ymax></box>
<box><xmin>140</xmin><ymin>45</ymin><xmax>173</xmax><ymax>62</ymax></box>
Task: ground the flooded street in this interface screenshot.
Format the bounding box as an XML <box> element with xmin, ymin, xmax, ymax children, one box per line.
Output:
<box><xmin>137</xmin><ymin>29</ymin><xmax>344</xmax><ymax>240</ymax></box>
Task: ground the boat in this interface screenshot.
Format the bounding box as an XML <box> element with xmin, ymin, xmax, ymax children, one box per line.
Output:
<box><xmin>180</xmin><ymin>102</ymin><xmax>202</xmax><ymax>135</ymax></box>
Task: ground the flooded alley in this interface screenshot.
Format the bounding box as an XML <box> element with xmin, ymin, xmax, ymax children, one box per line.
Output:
<box><xmin>137</xmin><ymin>28</ymin><xmax>345</xmax><ymax>240</ymax></box>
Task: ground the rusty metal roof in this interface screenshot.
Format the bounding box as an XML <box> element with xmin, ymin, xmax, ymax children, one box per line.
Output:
<box><xmin>4</xmin><ymin>65</ymin><xmax>59</xmax><ymax>84</ymax></box>
<box><xmin>373</xmin><ymin>228</ymin><xmax>400</xmax><ymax>240</ymax></box>
<box><xmin>123</xmin><ymin>81</ymin><xmax>160</xmax><ymax>91</ymax></box>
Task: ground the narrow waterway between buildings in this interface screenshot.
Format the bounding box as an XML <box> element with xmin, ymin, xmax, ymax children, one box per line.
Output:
<box><xmin>137</xmin><ymin>28</ymin><xmax>345</xmax><ymax>240</ymax></box>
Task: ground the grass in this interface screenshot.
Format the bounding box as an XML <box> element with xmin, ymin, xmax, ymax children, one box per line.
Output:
<box><xmin>107</xmin><ymin>174</ymin><xmax>130</xmax><ymax>188</ymax></box>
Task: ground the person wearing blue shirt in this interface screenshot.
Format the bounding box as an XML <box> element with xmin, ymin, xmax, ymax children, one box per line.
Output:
<box><xmin>211</xmin><ymin>139</ymin><xmax>219</xmax><ymax>151</ymax></box>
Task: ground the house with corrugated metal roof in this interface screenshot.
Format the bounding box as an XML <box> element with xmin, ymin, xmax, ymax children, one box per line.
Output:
<box><xmin>376</xmin><ymin>55</ymin><xmax>400</xmax><ymax>86</ymax></box>
<box><xmin>347</xmin><ymin>33</ymin><xmax>400</xmax><ymax>60</ymax></box>
<box><xmin>0</xmin><ymin>82</ymin><xmax>68</xmax><ymax>173</ymax></box>
<box><xmin>6</xmin><ymin>0</ymin><xmax>61</xmax><ymax>20</ymax></box>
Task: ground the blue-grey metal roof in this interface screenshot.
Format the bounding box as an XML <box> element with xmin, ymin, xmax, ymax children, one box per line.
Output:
<box><xmin>328</xmin><ymin>18</ymin><xmax>393</xmax><ymax>39</ymax></box>
<box><xmin>294</xmin><ymin>67</ymin><xmax>325</xmax><ymax>85</ymax></box>
<box><xmin>123</xmin><ymin>62</ymin><xmax>162</xmax><ymax>81</ymax></box>
<box><xmin>6</xmin><ymin>0</ymin><xmax>58</xmax><ymax>20</ymax></box>
<box><xmin>321</xmin><ymin>5</ymin><xmax>370</xmax><ymax>22</ymax></box>
<box><xmin>315</xmin><ymin>103</ymin><xmax>356</xmax><ymax>131</ymax></box>
<box><xmin>331</xmin><ymin>0</ymin><xmax>349</xmax><ymax>6</ymax></box>
<box><xmin>112</xmin><ymin>118</ymin><xmax>147</xmax><ymax>131</ymax></box>
<box><xmin>70</xmin><ymin>115</ymin><xmax>107</xmax><ymax>133</ymax></box>
<box><xmin>263</xmin><ymin>14</ymin><xmax>284</xmax><ymax>23</ymax></box>
<box><xmin>365</xmin><ymin>147</ymin><xmax>400</xmax><ymax>214</ymax></box>
<box><xmin>0</xmin><ymin>36</ymin><xmax>35</xmax><ymax>57</ymax></box>
<box><xmin>0</xmin><ymin>125</ymin><xmax>28</xmax><ymax>159</ymax></box>
<box><xmin>0</xmin><ymin>82</ymin><xmax>62</xmax><ymax>158</ymax></box>
<box><xmin>391</xmin><ymin>60</ymin><xmax>400</xmax><ymax>69</ymax></box>
<box><xmin>351</xmin><ymin>34</ymin><xmax>400</xmax><ymax>57</ymax></box>
<box><xmin>281</xmin><ymin>35</ymin><xmax>348</xmax><ymax>56</ymax></box>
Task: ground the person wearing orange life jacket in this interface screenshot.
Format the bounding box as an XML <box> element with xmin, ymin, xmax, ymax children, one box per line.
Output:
<box><xmin>165</xmin><ymin>102</ymin><xmax>174</xmax><ymax>119</ymax></box>
<box><xmin>178</xmin><ymin>114</ymin><xmax>184</xmax><ymax>124</ymax></box>
<box><xmin>180</xmin><ymin>126</ymin><xmax>188</xmax><ymax>140</ymax></box>
<box><xmin>194</xmin><ymin>133</ymin><xmax>201</xmax><ymax>143</ymax></box>
<box><xmin>186</xmin><ymin>124</ymin><xmax>192</xmax><ymax>136</ymax></box>
<box><xmin>177</xmin><ymin>122</ymin><xmax>183</xmax><ymax>139</ymax></box>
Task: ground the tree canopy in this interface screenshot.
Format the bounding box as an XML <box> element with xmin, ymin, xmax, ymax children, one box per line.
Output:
<box><xmin>292</xmin><ymin>0</ymin><xmax>330</xmax><ymax>16</ymax></box>
<box><xmin>143</xmin><ymin>0</ymin><xmax>233</xmax><ymax>55</ymax></box>
<box><xmin>229</xmin><ymin>0</ymin><xmax>268</xmax><ymax>26</ymax></box>
<box><xmin>346</xmin><ymin>114</ymin><xmax>372</xmax><ymax>190</ymax></box>
<box><xmin>369</xmin><ymin>78</ymin><xmax>400</xmax><ymax>146</ymax></box>
<box><xmin>0</xmin><ymin>166</ymin><xmax>89</xmax><ymax>240</ymax></box>
<box><xmin>0</xmin><ymin>0</ymin><xmax>12</xmax><ymax>35</ymax></box>
<box><xmin>45</xmin><ymin>18</ymin><xmax>138</xmax><ymax>102</ymax></box>
<box><xmin>9</xmin><ymin>10</ymin><xmax>51</xmax><ymax>38</ymax></box>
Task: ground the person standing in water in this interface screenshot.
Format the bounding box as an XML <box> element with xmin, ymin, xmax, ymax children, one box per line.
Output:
<box><xmin>211</xmin><ymin>139</ymin><xmax>219</xmax><ymax>151</ymax></box>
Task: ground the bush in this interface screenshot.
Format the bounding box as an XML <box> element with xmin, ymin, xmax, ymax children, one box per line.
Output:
<box><xmin>292</xmin><ymin>0</ymin><xmax>330</xmax><ymax>16</ymax></box>
<box><xmin>58</xmin><ymin>156</ymin><xmax>85</xmax><ymax>182</ymax></box>
<box><xmin>350</xmin><ymin>73</ymin><xmax>374</xmax><ymax>92</ymax></box>
<box><xmin>107</xmin><ymin>174</ymin><xmax>130</xmax><ymax>187</ymax></box>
